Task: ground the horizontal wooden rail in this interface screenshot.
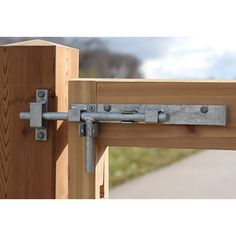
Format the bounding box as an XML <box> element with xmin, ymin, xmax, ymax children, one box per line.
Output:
<box><xmin>68</xmin><ymin>78</ymin><xmax>236</xmax><ymax>199</ymax></box>
<box><xmin>70</xmin><ymin>78</ymin><xmax>236</xmax><ymax>150</ymax></box>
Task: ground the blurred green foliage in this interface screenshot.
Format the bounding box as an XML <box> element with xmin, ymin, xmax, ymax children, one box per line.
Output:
<box><xmin>109</xmin><ymin>147</ymin><xmax>198</xmax><ymax>187</ymax></box>
<box><xmin>79</xmin><ymin>67</ymin><xmax>97</xmax><ymax>78</ymax></box>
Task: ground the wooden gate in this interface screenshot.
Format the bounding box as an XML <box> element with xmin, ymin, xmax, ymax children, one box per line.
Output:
<box><xmin>1</xmin><ymin>40</ymin><xmax>236</xmax><ymax>199</ymax></box>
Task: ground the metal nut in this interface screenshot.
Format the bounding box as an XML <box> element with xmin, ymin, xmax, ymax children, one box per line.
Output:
<box><xmin>37</xmin><ymin>90</ymin><xmax>45</xmax><ymax>98</ymax></box>
<box><xmin>37</xmin><ymin>131</ymin><xmax>45</xmax><ymax>139</ymax></box>
<box><xmin>104</xmin><ymin>104</ymin><xmax>112</xmax><ymax>112</ymax></box>
<box><xmin>200</xmin><ymin>106</ymin><xmax>209</xmax><ymax>114</ymax></box>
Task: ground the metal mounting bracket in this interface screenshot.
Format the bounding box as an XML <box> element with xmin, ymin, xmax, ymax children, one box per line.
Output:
<box><xmin>20</xmin><ymin>89</ymin><xmax>228</xmax><ymax>173</ymax></box>
<box><xmin>27</xmin><ymin>89</ymin><xmax>48</xmax><ymax>141</ymax></box>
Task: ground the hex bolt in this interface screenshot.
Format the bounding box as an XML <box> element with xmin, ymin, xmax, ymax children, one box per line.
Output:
<box><xmin>200</xmin><ymin>106</ymin><xmax>209</xmax><ymax>114</ymax></box>
<box><xmin>37</xmin><ymin>131</ymin><xmax>45</xmax><ymax>140</ymax></box>
<box><xmin>104</xmin><ymin>104</ymin><xmax>112</xmax><ymax>112</ymax></box>
<box><xmin>37</xmin><ymin>90</ymin><xmax>45</xmax><ymax>98</ymax></box>
<box><xmin>89</xmin><ymin>105</ymin><xmax>95</xmax><ymax>112</ymax></box>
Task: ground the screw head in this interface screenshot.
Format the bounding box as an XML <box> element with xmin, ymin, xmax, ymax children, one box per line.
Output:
<box><xmin>104</xmin><ymin>104</ymin><xmax>112</xmax><ymax>112</ymax></box>
<box><xmin>88</xmin><ymin>105</ymin><xmax>95</xmax><ymax>112</ymax></box>
<box><xmin>200</xmin><ymin>106</ymin><xmax>209</xmax><ymax>114</ymax></box>
<box><xmin>37</xmin><ymin>131</ymin><xmax>45</xmax><ymax>140</ymax></box>
<box><xmin>37</xmin><ymin>90</ymin><xmax>45</xmax><ymax>98</ymax></box>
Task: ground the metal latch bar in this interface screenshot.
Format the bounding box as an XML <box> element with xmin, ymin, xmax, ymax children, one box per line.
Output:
<box><xmin>19</xmin><ymin>89</ymin><xmax>228</xmax><ymax>173</ymax></box>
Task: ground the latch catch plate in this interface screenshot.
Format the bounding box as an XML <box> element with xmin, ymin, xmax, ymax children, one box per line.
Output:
<box><xmin>33</xmin><ymin>89</ymin><xmax>48</xmax><ymax>141</ymax></box>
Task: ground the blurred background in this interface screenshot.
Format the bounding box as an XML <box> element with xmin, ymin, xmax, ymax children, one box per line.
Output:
<box><xmin>1</xmin><ymin>37</ymin><xmax>236</xmax><ymax>198</ymax></box>
<box><xmin>2</xmin><ymin>37</ymin><xmax>236</xmax><ymax>79</ymax></box>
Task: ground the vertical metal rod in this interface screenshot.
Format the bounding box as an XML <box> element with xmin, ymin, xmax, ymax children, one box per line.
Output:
<box><xmin>85</xmin><ymin>120</ymin><xmax>94</xmax><ymax>173</ymax></box>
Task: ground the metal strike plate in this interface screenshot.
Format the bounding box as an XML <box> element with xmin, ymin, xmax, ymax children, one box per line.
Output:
<box><xmin>30</xmin><ymin>102</ymin><xmax>43</xmax><ymax>127</ymax></box>
<box><xmin>35</xmin><ymin>89</ymin><xmax>48</xmax><ymax>141</ymax></box>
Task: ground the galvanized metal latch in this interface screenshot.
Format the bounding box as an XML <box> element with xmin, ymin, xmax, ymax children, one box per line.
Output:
<box><xmin>20</xmin><ymin>89</ymin><xmax>49</xmax><ymax>141</ymax></box>
<box><xmin>20</xmin><ymin>89</ymin><xmax>228</xmax><ymax>173</ymax></box>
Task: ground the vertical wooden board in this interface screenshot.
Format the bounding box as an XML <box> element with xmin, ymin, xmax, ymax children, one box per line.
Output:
<box><xmin>55</xmin><ymin>46</ymin><xmax>79</xmax><ymax>199</ymax></box>
<box><xmin>95</xmin><ymin>146</ymin><xmax>109</xmax><ymax>199</ymax></box>
<box><xmin>68</xmin><ymin>81</ymin><xmax>96</xmax><ymax>198</ymax></box>
<box><xmin>68</xmin><ymin>80</ymin><xmax>108</xmax><ymax>199</ymax></box>
<box><xmin>0</xmin><ymin>45</ymin><xmax>56</xmax><ymax>198</ymax></box>
<box><xmin>97</xmin><ymin>146</ymin><xmax>109</xmax><ymax>199</ymax></box>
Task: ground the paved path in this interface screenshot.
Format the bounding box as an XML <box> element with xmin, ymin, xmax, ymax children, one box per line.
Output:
<box><xmin>110</xmin><ymin>150</ymin><xmax>236</xmax><ymax>199</ymax></box>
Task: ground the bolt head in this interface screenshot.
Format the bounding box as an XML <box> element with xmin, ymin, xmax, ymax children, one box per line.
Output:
<box><xmin>37</xmin><ymin>131</ymin><xmax>45</xmax><ymax>139</ymax></box>
<box><xmin>37</xmin><ymin>90</ymin><xmax>45</xmax><ymax>98</ymax></box>
<box><xmin>200</xmin><ymin>106</ymin><xmax>209</xmax><ymax>114</ymax></box>
<box><xmin>104</xmin><ymin>104</ymin><xmax>112</xmax><ymax>112</ymax></box>
<box><xmin>89</xmin><ymin>105</ymin><xmax>95</xmax><ymax>112</ymax></box>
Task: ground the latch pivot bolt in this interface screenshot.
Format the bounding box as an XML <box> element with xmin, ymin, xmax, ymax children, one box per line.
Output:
<box><xmin>200</xmin><ymin>106</ymin><xmax>209</xmax><ymax>114</ymax></box>
<box><xmin>88</xmin><ymin>105</ymin><xmax>96</xmax><ymax>112</ymax></box>
<box><xmin>104</xmin><ymin>104</ymin><xmax>112</xmax><ymax>112</ymax></box>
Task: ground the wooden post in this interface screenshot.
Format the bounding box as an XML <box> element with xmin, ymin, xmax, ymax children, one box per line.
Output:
<box><xmin>68</xmin><ymin>80</ymin><xmax>109</xmax><ymax>199</ymax></box>
<box><xmin>0</xmin><ymin>40</ymin><xmax>79</xmax><ymax>199</ymax></box>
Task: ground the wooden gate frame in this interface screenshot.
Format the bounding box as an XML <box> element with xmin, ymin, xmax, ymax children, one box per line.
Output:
<box><xmin>69</xmin><ymin>78</ymin><xmax>236</xmax><ymax>198</ymax></box>
<box><xmin>1</xmin><ymin>40</ymin><xmax>236</xmax><ymax>199</ymax></box>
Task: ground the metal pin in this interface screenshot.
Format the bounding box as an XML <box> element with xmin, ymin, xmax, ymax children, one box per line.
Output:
<box><xmin>85</xmin><ymin>120</ymin><xmax>94</xmax><ymax>173</ymax></box>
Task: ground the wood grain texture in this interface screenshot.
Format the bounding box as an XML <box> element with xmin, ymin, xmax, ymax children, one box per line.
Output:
<box><xmin>69</xmin><ymin>79</ymin><xmax>236</xmax><ymax>150</ymax></box>
<box><xmin>55</xmin><ymin>46</ymin><xmax>79</xmax><ymax>199</ymax></box>
<box><xmin>95</xmin><ymin>80</ymin><xmax>236</xmax><ymax>149</ymax></box>
<box><xmin>68</xmin><ymin>80</ymin><xmax>108</xmax><ymax>199</ymax></box>
<box><xmin>0</xmin><ymin>40</ymin><xmax>78</xmax><ymax>199</ymax></box>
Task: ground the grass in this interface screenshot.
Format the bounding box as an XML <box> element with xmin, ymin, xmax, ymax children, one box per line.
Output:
<box><xmin>109</xmin><ymin>147</ymin><xmax>198</xmax><ymax>187</ymax></box>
